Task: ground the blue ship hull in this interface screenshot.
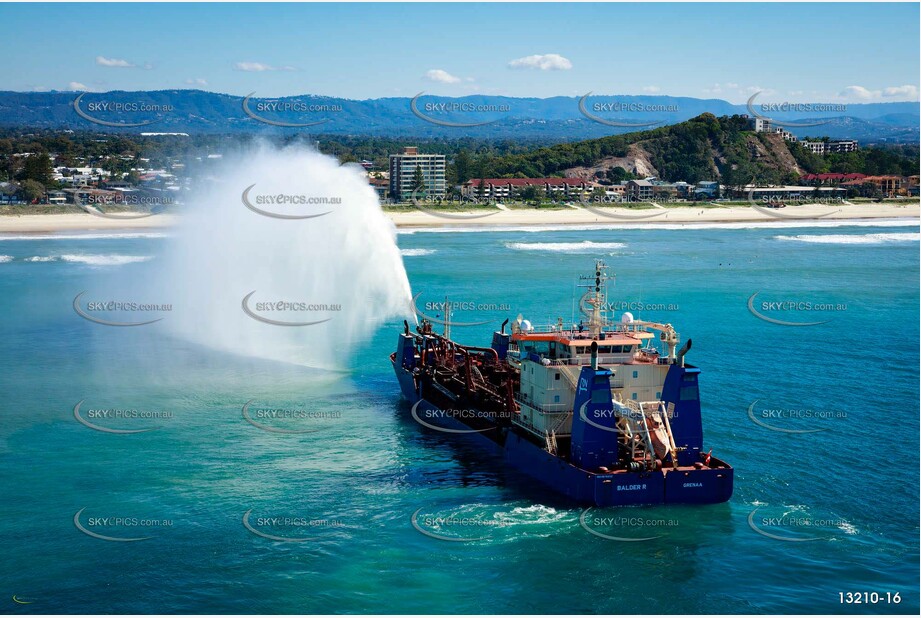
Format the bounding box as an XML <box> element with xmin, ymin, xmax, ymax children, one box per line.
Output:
<box><xmin>392</xmin><ymin>358</ymin><xmax>733</xmax><ymax>507</ymax></box>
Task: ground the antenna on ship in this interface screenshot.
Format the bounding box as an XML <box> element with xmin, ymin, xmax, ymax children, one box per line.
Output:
<box><xmin>577</xmin><ymin>259</ymin><xmax>613</xmax><ymax>338</ymax></box>
<box><xmin>443</xmin><ymin>296</ymin><xmax>451</xmax><ymax>341</ymax></box>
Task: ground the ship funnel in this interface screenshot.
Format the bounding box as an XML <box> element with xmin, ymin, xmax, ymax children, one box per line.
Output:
<box><xmin>676</xmin><ymin>338</ymin><xmax>692</xmax><ymax>366</ymax></box>
<box><xmin>591</xmin><ymin>341</ymin><xmax>599</xmax><ymax>370</ymax></box>
<box><xmin>491</xmin><ymin>321</ymin><xmax>512</xmax><ymax>361</ymax></box>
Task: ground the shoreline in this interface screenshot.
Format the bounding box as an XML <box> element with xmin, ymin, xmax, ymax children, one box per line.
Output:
<box><xmin>0</xmin><ymin>204</ymin><xmax>918</xmax><ymax>235</ymax></box>
<box><xmin>385</xmin><ymin>202</ymin><xmax>919</xmax><ymax>228</ymax></box>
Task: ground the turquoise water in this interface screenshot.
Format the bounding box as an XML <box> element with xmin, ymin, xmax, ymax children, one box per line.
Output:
<box><xmin>1</xmin><ymin>222</ymin><xmax>918</xmax><ymax>614</ymax></box>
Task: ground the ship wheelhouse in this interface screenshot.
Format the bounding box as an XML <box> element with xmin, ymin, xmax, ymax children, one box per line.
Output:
<box><xmin>506</xmin><ymin>259</ymin><xmax>685</xmax><ymax>464</ymax></box>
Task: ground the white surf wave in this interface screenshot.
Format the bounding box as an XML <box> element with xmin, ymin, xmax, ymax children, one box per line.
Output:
<box><xmin>59</xmin><ymin>254</ymin><xmax>153</xmax><ymax>266</ymax></box>
<box><xmin>506</xmin><ymin>240</ymin><xmax>625</xmax><ymax>253</ymax></box>
<box><xmin>400</xmin><ymin>248</ymin><xmax>436</xmax><ymax>257</ymax></box>
<box><xmin>397</xmin><ymin>218</ymin><xmax>919</xmax><ymax>235</ymax></box>
<box><xmin>775</xmin><ymin>232</ymin><xmax>920</xmax><ymax>245</ymax></box>
<box><xmin>0</xmin><ymin>255</ymin><xmax>12</xmax><ymax>263</ymax></box>
<box><xmin>25</xmin><ymin>256</ymin><xmax>57</xmax><ymax>262</ymax></box>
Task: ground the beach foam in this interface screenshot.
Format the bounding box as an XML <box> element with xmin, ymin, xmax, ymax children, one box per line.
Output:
<box><xmin>506</xmin><ymin>240</ymin><xmax>626</xmax><ymax>253</ymax></box>
<box><xmin>59</xmin><ymin>254</ymin><xmax>154</xmax><ymax>266</ymax></box>
<box><xmin>397</xmin><ymin>218</ymin><xmax>920</xmax><ymax>235</ymax></box>
<box><xmin>775</xmin><ymin>232</ymin><xmax>920</xmax><ymax>245</ymax></box>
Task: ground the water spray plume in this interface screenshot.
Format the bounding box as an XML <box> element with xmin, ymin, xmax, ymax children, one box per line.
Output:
<box><xmin>162</xmin><ymin>142</ymin><xmax>412</xmax><ymax>370</ymax></box>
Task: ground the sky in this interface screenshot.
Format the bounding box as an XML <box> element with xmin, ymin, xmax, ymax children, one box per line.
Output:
<box><xmin>0</xmin><ymin>2</ymin><xmax>918</xmax><ymax>104</ymax></box>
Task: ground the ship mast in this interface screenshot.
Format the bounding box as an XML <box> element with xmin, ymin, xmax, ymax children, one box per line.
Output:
<box><xmin>443</xmin><ymin>297</ymin><xmax>451</xmax><ymax>341</ymax></box>
<box><xmin>578</xmin><ymin>260</ymin><xmax>613</xmax><ymax>338</ymax></box>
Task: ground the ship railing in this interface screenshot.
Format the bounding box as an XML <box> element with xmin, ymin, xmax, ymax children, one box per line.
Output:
<box><xmin>545</xmin><ymin>355</ymin><xmax>633</xmax><ymax>367</ymax></box>
<box><xmin>514</xmin><ymin>392</ymin><xmax>570</xmax><ymax>415</ymax></box>
<box><xmin>514</xmin><ymin>323</ymin><xmax>654</xmax><ymax>335</ymax></box>
<box><xmin>511</xmin><ymin>412</ymin><xmax>569</xmax><ymax>441</ymax></box>
<box><xmin>549</xmin><ymin>410</ymin><xmax>573</xmax><ymax>435</ymax></box>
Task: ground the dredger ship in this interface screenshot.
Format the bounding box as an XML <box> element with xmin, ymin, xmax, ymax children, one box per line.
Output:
<box><xmin>391</xmin><ymin>260</ymin><xmax>733</xmax><ymax>507</ymax></box>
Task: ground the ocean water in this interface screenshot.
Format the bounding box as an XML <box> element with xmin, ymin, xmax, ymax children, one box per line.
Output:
<box><xmin>1</xmin><ymin>221</ymin><xmax>918</xmax><ymax>614</ymax></box>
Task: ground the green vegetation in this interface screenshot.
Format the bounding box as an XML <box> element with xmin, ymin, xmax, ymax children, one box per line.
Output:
<box><xmin>789</xmin><ymin>141</ymin><xmax>919</xmax><ymax>176</ymax></box>
<box><xmin>0</xmin><ymin>120</ymin><xmax>917</xmax><ymax>207</ymax></box>
<box><xmin>470</xmin><ymin>114</ymin><xmax>765</xmax><ymax>183</ymax></box>
<box><xmin>464</xmin><ymin>114</ymin><xmax>920</xmax><ymax>190</ymax></box>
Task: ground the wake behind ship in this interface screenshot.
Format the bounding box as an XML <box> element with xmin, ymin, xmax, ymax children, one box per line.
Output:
<box><xmin>391</xmin><ymin>261</ymin><xmax>733</xmax><ymax>507</ymax></box>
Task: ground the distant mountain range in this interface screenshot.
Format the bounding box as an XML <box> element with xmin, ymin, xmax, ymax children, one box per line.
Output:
<box><xmin>0</xmin><ymin>90</ymin><xmax>917</xmax><ymax>142</ymax></box>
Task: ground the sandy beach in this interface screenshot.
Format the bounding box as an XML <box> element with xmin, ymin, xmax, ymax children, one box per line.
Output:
<box><xmin>0</xmin><ymin>213</ymin><xmax>179</xmax><ymax>234</ymax></box>
<box><xmin>0</xmin><ymin>203</ymin><xmax>917</xmax><ymax>234</ymax></box>
<box><xmin>386</xmin><ymin>202</ymin><xmax>920</xmax><ymax>228</ymax></box>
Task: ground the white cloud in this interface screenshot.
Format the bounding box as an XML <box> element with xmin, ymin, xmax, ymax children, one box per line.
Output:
<box><xmin>840</xmin><ymin>85</ymin><xmax>877</xmax><ymax>100</ymax></box>
<box><xmin>185</xmin><ymin>78</ymin><xmax>208</xmax><ymax>86</ymax></box>
<box><xmin>95</xmin><ymin>56</ymin><xmax>135</xmax><ymax>68</ymax></box>
<box><xmin>508</xmin><ymin>53</ymin><xmax>572</xmax><ymax>71</ymax></box>
<box><xmin>642</xmin><ymin>85</ymin><xmax>661</xmax><ymax>93</ymax></box>
<box><xmin>883</xmin><ymin>84</ymin><xmax>919</xmax><ymax>99</ymax></box>
<box><xmin>424</xmin><ymin>69</ymin><xmax>461</xmax><ymax>84</ymax></box>
<box><xmin>67</xmin><ymin>82</ymin><xmax>89</xmax><ymax>91</ymax></box>
<box><xmin>233</xmin><ymin>62</ymin><xmax>297</xmax><ymax>72</ymax></box>
<box><xmin>838</xmin><ymin>84</ymin><xmax>919</xmax><ymax>101</ymax></box>
<box><xmin>703</xmin><ymin>83</ymin><xmax>775</xmax><ymax>101</ymax></box>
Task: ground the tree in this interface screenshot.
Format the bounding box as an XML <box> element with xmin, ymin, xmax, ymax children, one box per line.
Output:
<box><xmin>520</xmin><ymin>185</ymin><xmax>539</xmax><ymax>202</ymax></box>
<box><xmin>606</xmin><ymin>166</ymin><xmax>635</xmax><ymax>183</ymax></box>
<box><xmin>454</xmin><ymin>149</ymin><xmax>471</xmax><ymax>184</ymax></box>
<box><xmin>20</xmin><ymin>180</ymin><xmax>45</xmax><ymax>203</ymax></box>
<box><xmin>19</xmin><ymin>153</ymin><xmax>53</xmax><ymax>186</ymax></box>
<box><xmin>476</xmin><ymin>178</ymin><xmax>486</xmax><ymax>201</ymax></box>
<box><xmin>412</xmin><ymin>166</ymin><xmax>426</xmax><ymax>194</ymax></box>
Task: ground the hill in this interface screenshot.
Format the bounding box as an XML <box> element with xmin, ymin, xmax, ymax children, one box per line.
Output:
<box><xmin>0</xmin><ymin>90</ymin><xmax>917</xmax><ymax>142</ymax></box>
<box><xmin>475</xmin><ymin>114</ymin><xmax>920</xmax><ymax>186</ymax></box>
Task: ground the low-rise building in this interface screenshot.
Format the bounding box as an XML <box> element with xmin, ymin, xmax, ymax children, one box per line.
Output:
<box><xmin>461</xmin><ymin>178</ymin><xmax>592</xmax><ymax>200</ymax></box>
<box><xmin>858</xmin><ymin>175</ymin><xmax>904</xmax><ymax>197</ymax></box>
<box><xmin>800</xmin><ymin>140</ymin><xmax>859</xmax><ymax>155</ymax></box>
<box><xmin>626</xmin><ymin>179</ymin><xmax>654</xmax><ymax>201</ymax></box>
<box><xmin>732</xmin><ymin>184</ymin><xmax>847</xmax><ymax>200</ymax></box>
<box><xmin>694</xmin><ymin>181</ymin><xmax>720</xmax><ymax>199</ymax></box>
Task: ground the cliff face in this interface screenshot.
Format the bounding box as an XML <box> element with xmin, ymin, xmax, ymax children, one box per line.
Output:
<box><xmin>530</xmin><ymin>114</ymin><xmax>809</xmax><ymax>184</ymax></box>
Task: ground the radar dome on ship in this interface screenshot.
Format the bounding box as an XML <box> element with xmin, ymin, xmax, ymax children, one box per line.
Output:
<box><xmin>521</xmin><ymin>320</ymin><xmax>533</xmax><ymax>332</ymax></box>
<box><xmin>621</xmin><ymin>312</ymin><xmax>634</xmax><ymax>323</ymax></box>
